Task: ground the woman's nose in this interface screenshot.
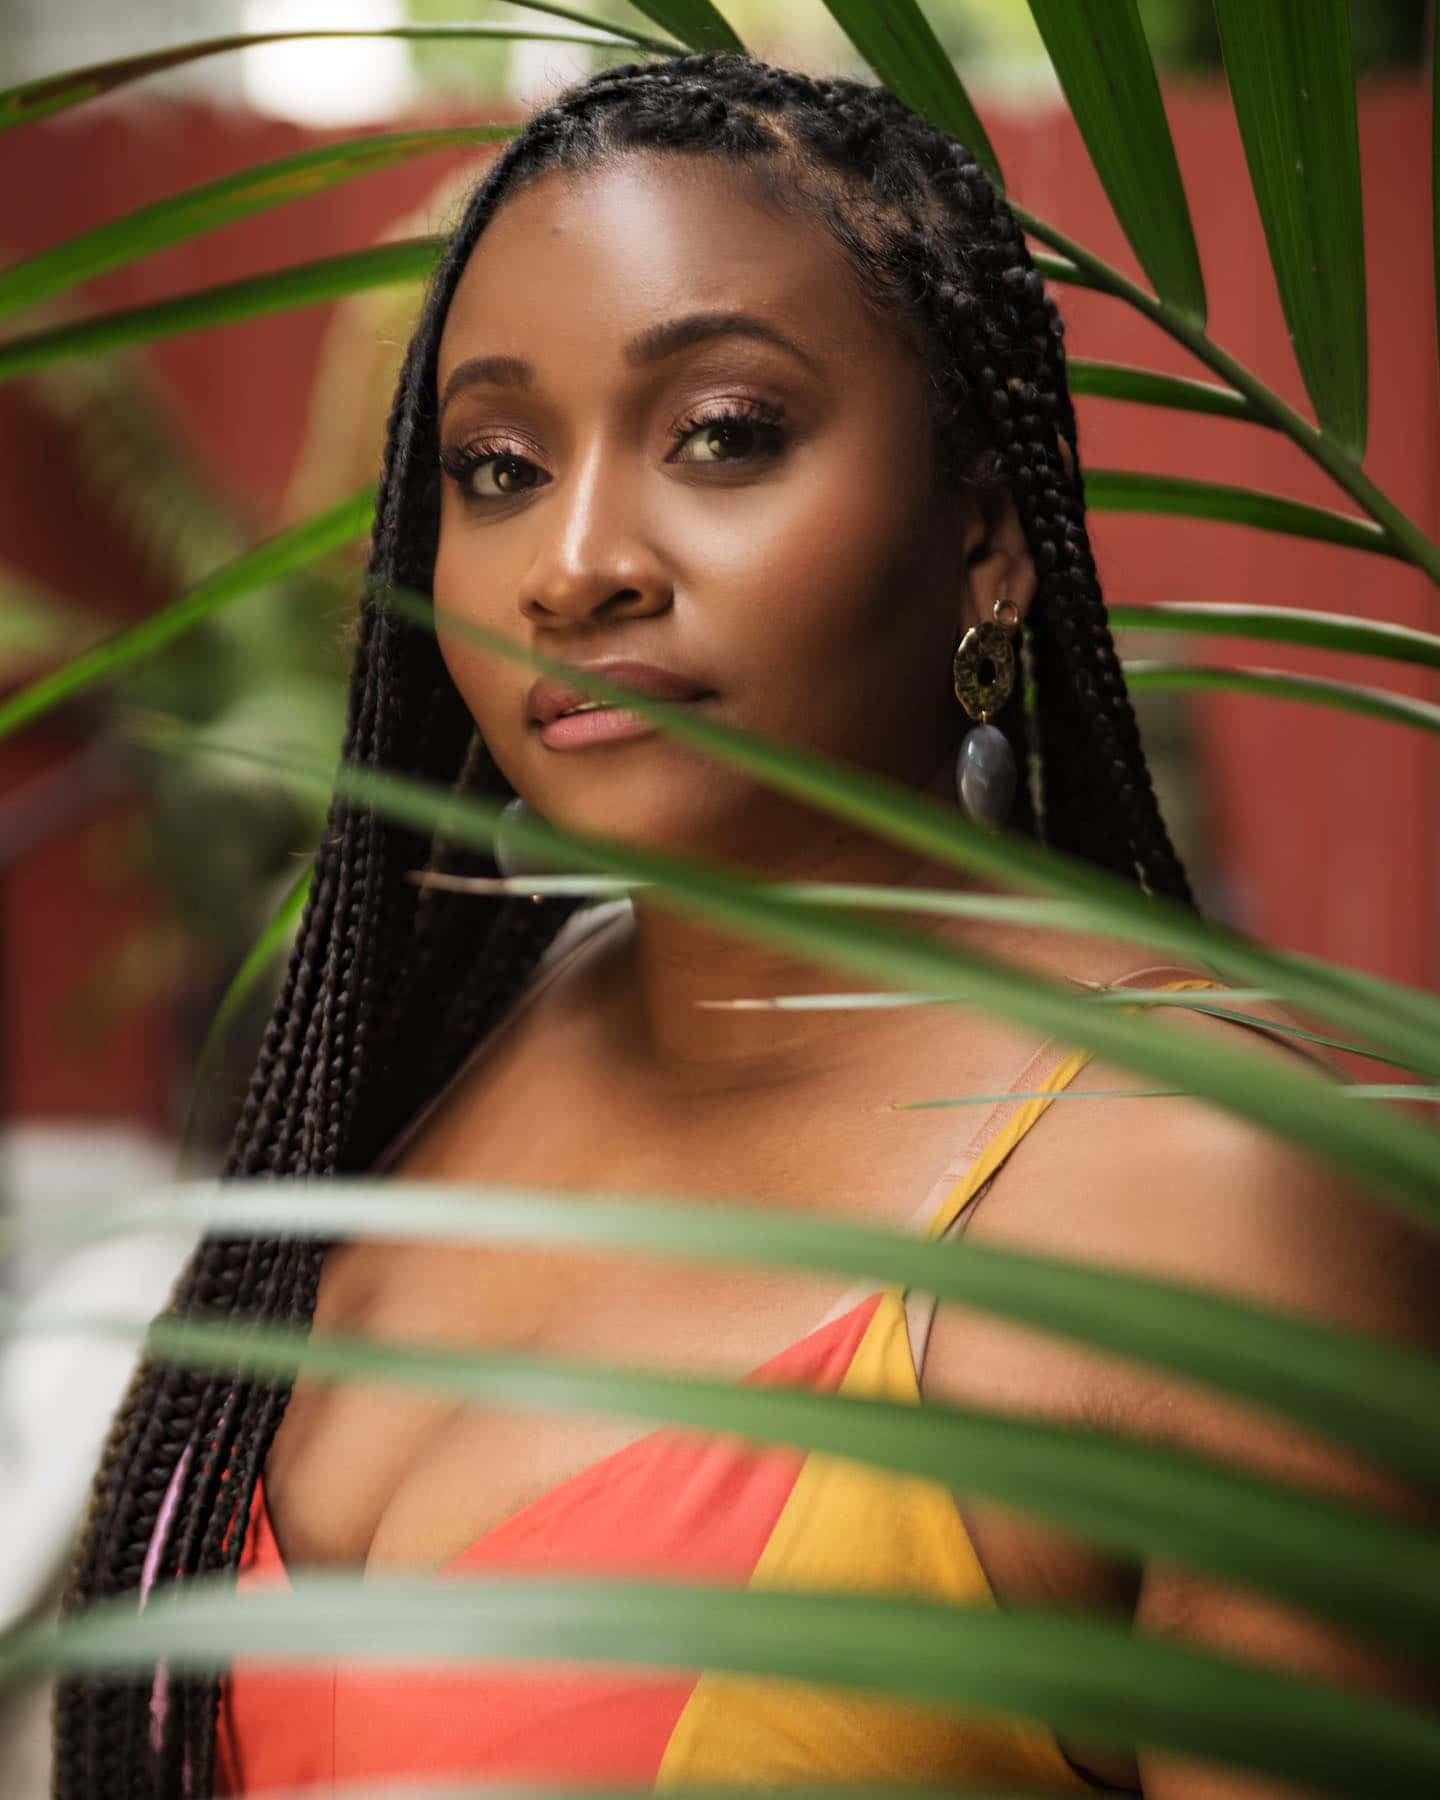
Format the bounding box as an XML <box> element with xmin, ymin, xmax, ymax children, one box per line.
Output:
<box><xmin>517</xmin><ymin>445</ymin><xmax>672</xmax><ymax>628</ymax></box>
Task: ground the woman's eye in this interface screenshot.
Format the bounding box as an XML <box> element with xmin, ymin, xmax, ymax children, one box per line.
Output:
<box><xmin>440</xmin><ymin>404</ymin><xmax>785</xmax><ymax>502</ymax></box>
<box><xmin>671</xmin><ymin>407</ymin><xmax>786</xmax><ymax>467</ymax></box>
<box><xmin>440</xmin><ymin>444</ymin><xmax>546</xmax><ymax>501</ymax></box>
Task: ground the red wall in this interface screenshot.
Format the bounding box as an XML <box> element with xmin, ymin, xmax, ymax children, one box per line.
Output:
<box><xmin>0</xmin><ymin>78</ymin><xmax>1433</xmax><ymax>1125</ymax></box>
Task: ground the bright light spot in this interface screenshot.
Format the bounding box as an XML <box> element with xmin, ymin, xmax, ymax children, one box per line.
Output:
<box><xmin>240</xmin><ymin>0</ymin><xmax>418</xmax><ymax>127</ymax></box>
<box><xmin>505</xmin><ymin>35</ymin><xmax>597</xmax><ymax>110</ymax></box>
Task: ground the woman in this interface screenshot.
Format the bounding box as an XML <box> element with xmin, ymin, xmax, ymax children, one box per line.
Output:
<box><xmin>55</xmin><ymin>49</ymin><xmax>1436</xmax><ymax>1799</ymax></box>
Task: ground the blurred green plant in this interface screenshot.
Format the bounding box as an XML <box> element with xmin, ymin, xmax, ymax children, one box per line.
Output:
<box><xmin>0</xmin><ymin>337</ymin><xmax>349</xmax><ymax>1098</ymax></box>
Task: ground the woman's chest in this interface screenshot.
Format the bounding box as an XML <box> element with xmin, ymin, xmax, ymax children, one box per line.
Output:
<box><xmin>265</xmin><ymin>1083</ymin><xmax>945</xmax><ymax>1567</ymax></box>
<box><xmin>262</xmin><ymin>1007</ymin><xmax>1136</xmax><ymax>1622</ymax></box>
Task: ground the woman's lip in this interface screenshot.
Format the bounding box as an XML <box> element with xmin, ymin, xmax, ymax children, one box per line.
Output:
<box><xmin>537</xmin><ymin>695</ymin><xmax>712</xmax><ymax>749</ymax></box>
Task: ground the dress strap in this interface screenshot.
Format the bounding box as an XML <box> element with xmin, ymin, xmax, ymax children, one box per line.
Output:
<box><xmin>900</xmin><ymin>963</ymin><xmax>1345</xmax><ymax>1380</ymax></box>
<box><xmin>912</xmin><ymin>958</ymin><xmax>1316</xmax><ymax>1244</ymax></box>
<box><xmin>900</xmin><ymin>967</ymin><xmax>1237</xmax><ymax>1379</ymax></box>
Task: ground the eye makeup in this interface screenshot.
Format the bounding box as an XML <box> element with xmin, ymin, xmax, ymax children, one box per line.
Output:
<box><xmin>438</xmin><ymin>396</ymin><xmax>789</xmax><ymax>504</ymax></box>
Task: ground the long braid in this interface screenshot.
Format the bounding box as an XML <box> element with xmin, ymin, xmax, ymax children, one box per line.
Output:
<box><xmin>56</xmin><ymin>48</ymin><xmax>1195</xmax><ymax>1797</ymax></box>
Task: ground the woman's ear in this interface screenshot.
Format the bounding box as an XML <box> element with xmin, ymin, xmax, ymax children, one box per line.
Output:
<box><xmin>958</xmin><ymin>484</ymin><xmax>1038</xmax><ymax>634</ymax></box>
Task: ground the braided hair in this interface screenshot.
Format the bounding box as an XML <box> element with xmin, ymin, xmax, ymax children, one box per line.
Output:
<box><xmin>53</xmin><ymin>49</ymin><xmax>1193</xmax><ymax>1797</ymax></box>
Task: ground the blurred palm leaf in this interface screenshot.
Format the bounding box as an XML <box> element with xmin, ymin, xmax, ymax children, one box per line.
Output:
<box><xmin>0</xmin><ymin>488</ymin><xmax>373</xmax><ymax>742</ymax></box>
<box><xmin>146</xmin><ymin>713</ymin><xmax>1440</xmax><ymax>1213</ymax></box>
<box><xmin>0</xmin><ymin>129</ymin><xmax>517</xmax><ymax>323</ymax></box>
<box><xmin>0</xmin><ymin>12</ymin><xmax>674</xmax><ymax>130</ymax></box>
<box><xmin>177</xmin><ymin>864</ymin><xmax>313</xmax><ymax>1170</ymax></box>
<box><xmin>1106</xmin><ymin>602</ymin><xmax>1440</xmax><ymax>670</ymax></box>
<box><xmin>1124</xmin><ymin>662</ymin><xmax>1440</xmax><ymax>737</ymax></box>
<box><xmin>1</xmin><ymin>1304</ymin><xmax>1435</xmax><ymax>1660</ymax></box>
<box><xmin>6</xmin><ymin>1188</ymin><xmax>1438</xmax><ymax>1482</ymax></box>
<box><xmin>1018</xmin><ymin>206</ymin><xmax>1440</xmax><ymax>583</ymax></box>
<box><xmin>383</xmin><ymin>592</ymin><xmax>1440</xmax><ymax>1069</ymax></box>
<box><xmin>7</xmin><ymin>1566</ymin><xmax>1440</xmax><ymax>1796</ymax></box>
<box><xmin>0</xmin><ymin>240</ymin><xmax>443</xmax><ymax>385</ymax></box>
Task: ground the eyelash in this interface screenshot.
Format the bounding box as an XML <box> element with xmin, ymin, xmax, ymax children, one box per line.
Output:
<box><xmin>438</xmin><ymin>399</ymin><xmax>787</xmax><ymax>502</ymax></box>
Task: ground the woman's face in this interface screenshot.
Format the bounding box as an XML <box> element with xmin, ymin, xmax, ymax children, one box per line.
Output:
<box><xmin>433</xmin><ymin>151</ymin><xmax>988</xmax><ymax>873</ymax></box>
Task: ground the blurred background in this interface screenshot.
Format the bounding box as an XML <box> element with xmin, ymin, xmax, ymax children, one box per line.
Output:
<box><xmin>0</xmin><ymin>1</ymin><xmax>1435</xmax><ymax>1788</ymax></box>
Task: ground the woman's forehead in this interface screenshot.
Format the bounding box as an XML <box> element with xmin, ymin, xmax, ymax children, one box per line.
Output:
<box><xmin>436</xmin><ymin>154</ymin><xmax>888</xmax><ymax>384</ymax></box>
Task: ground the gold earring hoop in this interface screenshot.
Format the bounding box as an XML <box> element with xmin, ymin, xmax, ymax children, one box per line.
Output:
<box><xmin>952</xmin><ymin>594</ymin><xmax>1019</xmax><ymax>725</ymax></box>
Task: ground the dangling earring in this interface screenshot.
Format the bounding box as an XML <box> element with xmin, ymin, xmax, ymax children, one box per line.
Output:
<box><xmin>952</xmin><ymin>594</ymin><xmax>1020</xmax><ymax>831</ymax></box>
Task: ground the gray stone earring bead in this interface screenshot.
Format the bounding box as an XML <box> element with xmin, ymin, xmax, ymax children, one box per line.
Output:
<box><xmin>493</xmin><ymin>795</ymin><xmax>561</xmax><ymax>879</ymax></box>
<box><xmin>955</xmin><ymin>723</ymin><xmax>1016</xmax><ymax>831</ymax></box>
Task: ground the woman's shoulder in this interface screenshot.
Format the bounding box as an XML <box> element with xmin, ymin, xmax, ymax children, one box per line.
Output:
<box><xmin>922</xmin><ymin>982</ymin><xmax>1440</xmax><ymax>1737</ymax></box>
<box><xmin>927</xmin><ymin>974</ymin><xmax>1440</xmax><ymax>1421</ymax></box>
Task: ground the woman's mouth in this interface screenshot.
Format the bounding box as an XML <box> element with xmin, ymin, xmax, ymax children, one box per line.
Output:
<box><xmin>537</xmin><ymin>695</ymin><xmax>712</xmax><ymax>750</ymax></box>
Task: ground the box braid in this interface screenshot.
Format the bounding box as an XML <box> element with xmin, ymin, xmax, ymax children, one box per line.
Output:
<box><xmin>53</xmin><ymin>48</ymin><xmax>1192</xmax><ymax>1798</ymax></box>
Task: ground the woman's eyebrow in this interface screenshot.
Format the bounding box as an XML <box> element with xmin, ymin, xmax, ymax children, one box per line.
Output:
<box><xmin>439</xmin><ymin>310</ymin><xmax>819</xmax><ymax>414</ymax></box>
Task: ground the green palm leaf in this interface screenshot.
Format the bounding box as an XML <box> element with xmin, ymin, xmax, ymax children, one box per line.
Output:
<box><xmin>1124</xmin><ymin>662</ymin><xmax>1440</xmax><ymax>737</ymax></box>
<box><xmin>1067</xmin><ymin>358</ymin><xmax>1258</xmax><ymax>421</ymax></box>
<box><xmin>1214</xmin><ymin>0</ymin><xmax>1368</xmax><ymax>456</ymax></box>
<box><xmin>0</xmin><ymin>10</ymin><xmax>675</xmax><ymax>129</ymax></box>
<box><xmin>1108</xmin><ymin>602</ymin><xmax>1440</xmax><ymax>671</ymax></box>
<box><xmin>818</xmin><ymin>0</ymin><xmax>1002</xmax><ymax>186</ymax></box>
<box><xmin>1024</xmin><ymin>0</ymin><xmax>1205</xmax><ymax>325</ymax></box>
<box><xmin>10</xmin><ymin>1177</ymin><xmax>1437</xmax><ymax>1481</ymax></box>
<box><xmin>19</xmin><ymin>1149</ymin><xmax>1440</xmax><ymax>1495</ymax></box>
<box><xmin>724</xmin><ymin>994</ymin><xmax>1411</xmax><ymax>1074</ymax></box>
<box><xmin>0</xmin><ymin>488</ymin><xmax>374</xmax><ymax>741</ymax></box>
<box><xmin>0</xmin><ymin>129</ymin><xmax>517</xmax><ymax>324</ymax></box>
<box><xmin>10</xmin><ymin>1573</ymin><xmax>1440</xmax><ymax>1795</ymax></box>
<box><xmin>1087</xmin><ymin>469</ymin><xmax>1398</xmax><ymax>556</ymax></box>
<box><xmin>385</xmin><ymin>592</ymin><xmax>1440</xmax><ymax>1075</ymax></box>
<box><xmin>5</xmin><ymin>1304</ymin><xmax>1434</xmax><ymax>1660</ymax></box>
<box><xmin>146</xmin><ymin>716</ymin><xmax>1440</xmax><ymax>1212</ymax></box>
<box><xmin>146</xmin><ymin>682</ymin><xmax>1440</xmax><ymax>1095</ymax></box>
<box><xmin>0</xmin><ymin>239</ymin><xmax>443</xmax><ymax>384</ymax></box>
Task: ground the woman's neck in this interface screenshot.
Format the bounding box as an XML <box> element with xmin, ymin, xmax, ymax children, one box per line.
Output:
<box><xmin>598</xmin><ymin>763</ymin><xmax>1037</xmax><ymax>1098</ymax></box>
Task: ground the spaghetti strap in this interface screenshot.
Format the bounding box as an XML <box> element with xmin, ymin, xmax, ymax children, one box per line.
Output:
<box><xmin>901</xmin><ymin>968</ymin><xmax>1247</xmax><ymax>1378</ymax></box>
<box><xmin>901</xmin><ymin>964</ymin><xmax>1343</xmax><ymax>1379</ymax></box>
<box><xmin>913</xmin><ymin>962</ymin><xmax>1307</xmax><ymax>1243</ymax></box>
<box><xmin>1073</xmin><ymin>960</ymin><xmax>1339</xmax><ymax>1077</ymax></box>
<box><xmin>817</xmin><ymin>970</ymin><xmax>1217</xmax><ymax>1357</ymax></box>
